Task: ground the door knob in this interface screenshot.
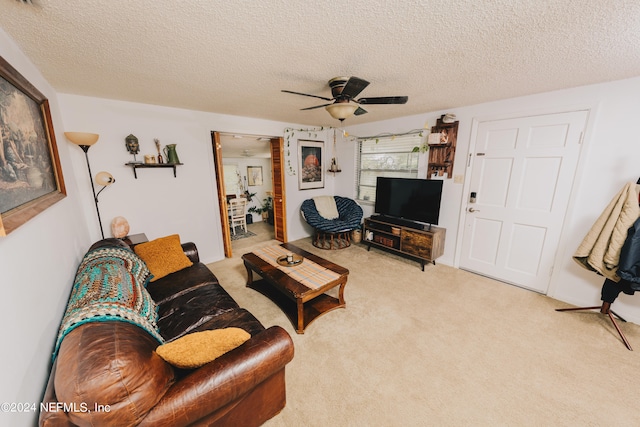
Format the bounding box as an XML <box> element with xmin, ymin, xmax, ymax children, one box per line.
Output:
<box><xmin>468</xmin><ymin>207</ymin><xmax>480</xmax><ymax>212</ymax></box>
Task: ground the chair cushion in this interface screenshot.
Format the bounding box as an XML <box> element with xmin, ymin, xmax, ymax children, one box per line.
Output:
<box><xmin>313</xmin><ymin>195</ymin><xmax>339</xmax><ymax>219</ymax></box>
<box><xmin>156</xmin><ymin>283</ymin><xmax>241</xmax><ymax>341</ymax></box>
<box><xmin>146</xmin><ymin>262</ymin><xmax>219</xmax><ymax>305</ymax></box>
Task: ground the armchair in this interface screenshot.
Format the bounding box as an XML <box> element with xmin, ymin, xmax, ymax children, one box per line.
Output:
<box><xmin>301</xmin><ymin>196</ymin><xmax>363</xmax><ymax>249</ymax></box>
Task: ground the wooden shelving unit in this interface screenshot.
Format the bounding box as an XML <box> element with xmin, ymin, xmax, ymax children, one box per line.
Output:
<box><xmin>427</xmin><ymin>116</ymin><xmax>459</xmax><ymax>180</ymax></box>
<box><xmin>363</xmin><ymin>216</ymin><xmax>446</xmax><ymax>271</ymax></box>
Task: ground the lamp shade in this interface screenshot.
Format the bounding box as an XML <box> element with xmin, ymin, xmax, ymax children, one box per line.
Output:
<box><xmin>325</xmin><ymin>103</ymin><xmax>359</xmax><ymax>120</ymax></box>
<box><xmin>65</xmin><ymin>132</ymin><xmax>99</xmax><ymax>146</ymax></box>
<box><xmin>95</xmin><ymin>171</ymin><xmax>115</xmax><ymax>186</ymax></box>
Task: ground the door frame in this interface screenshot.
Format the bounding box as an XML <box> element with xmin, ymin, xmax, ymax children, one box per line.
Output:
<box><xmin>211</xmin><ymin>131</ymin><xmax>233</xmax><ymax>258</ymax></box>
<box><xmin>453</xmin><ymin>106</ymin><xmax>596</xmax><ymax>297</ymax></box>
<box><xmin>211</xmin><ymin>131</ymin><xmax>288</xmax><ymax>258</ymax></box>
<box><xmin>270</xmin><ymin>137</ymin><xmax>288</xmax><ymax>243</ymax></box>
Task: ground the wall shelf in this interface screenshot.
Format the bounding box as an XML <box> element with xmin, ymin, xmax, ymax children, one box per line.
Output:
<box><xmin>125</xmin><ymin>162</ymin><xmax>183</xmax><ymax>178</ymax></box>
<box><xmin>427</xmin><ymin>116</ymin><xmax>459</xmax><ymax>180</ymax></box>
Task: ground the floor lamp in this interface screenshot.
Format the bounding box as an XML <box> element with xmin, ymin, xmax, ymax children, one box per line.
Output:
<box><xmin>65</xmin><ymin>132</ymin><xmax>115</xmax><ymax>239</ymax></box>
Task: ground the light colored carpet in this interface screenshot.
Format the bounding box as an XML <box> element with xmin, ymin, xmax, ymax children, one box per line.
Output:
<box><xmin>231</xmin><ymin>221</ymin><xmax>274</xmax><ymax>251</ymax></box>
<box><xmin>208</xmin><ymin>238</ymin><xmax>640</xmax><ymax>426</ymax></box>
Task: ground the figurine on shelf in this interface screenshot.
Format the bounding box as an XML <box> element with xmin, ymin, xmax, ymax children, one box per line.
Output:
<box><xmin>154</xmin><ymin>138</ymin><xmax>164</xmax><ymax>164</ymax></box>
<box><xmin>328</xmin><ymin>157</ymin><xmax>341</xmax><ymax>172</ymax></box>
<box><xmin>125</xmin><ymin>134</ymin><xmax>141</xmax><ymax>163</ymax></box>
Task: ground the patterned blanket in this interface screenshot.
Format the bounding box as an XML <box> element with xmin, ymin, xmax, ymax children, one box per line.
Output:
<box><xmin>52</xmin><ymin>245</ymin><xmax>164</xmax><ymax>360</ymax></box>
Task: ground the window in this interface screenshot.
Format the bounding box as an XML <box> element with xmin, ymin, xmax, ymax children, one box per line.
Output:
<box><xmin>223</xmin><ymin>164</ymin><xmax>240</xmax><ymax>195</ymax></box>
<box><xmin>356</xmin><ymin>133</ymin><xmax>423</xmax><ymax>203</ymax></box>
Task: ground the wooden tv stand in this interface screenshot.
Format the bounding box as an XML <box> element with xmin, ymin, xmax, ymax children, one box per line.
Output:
<box><xmin>363</xmin><ymin>217</ymin><xmax>445</xmax><ymax>271</ymax></box>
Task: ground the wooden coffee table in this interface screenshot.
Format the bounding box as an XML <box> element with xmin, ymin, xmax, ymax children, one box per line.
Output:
<box><xmin>242</xmin><ymin>243</ymin><xmax>349</xmax><ymax>334</ymax></box>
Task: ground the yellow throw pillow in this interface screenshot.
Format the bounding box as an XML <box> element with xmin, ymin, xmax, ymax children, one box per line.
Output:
<box><xmin>134</xmin><ymin>234</ymin><xmax>193</xmax><ymax>282</ymax></box>
<box><xmin>155</xmin><ymin>328</ymin><xmax>251</xmax><ymax>369</ymax></box>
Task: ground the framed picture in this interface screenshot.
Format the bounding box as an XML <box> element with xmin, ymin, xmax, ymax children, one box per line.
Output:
<box><xmin>247</xmin><ymin>165</ymin><xmax>263</xmax><ymax>186</ymax></box>
<box><xmin>298</xmin><ymin>140</ymin><xmax>324</xmax><ymax>190</ymax></box>
<box><xmin>0</xmin><ymin>55</ymin><xmax>66</xmax><ymax>236</ymax></box>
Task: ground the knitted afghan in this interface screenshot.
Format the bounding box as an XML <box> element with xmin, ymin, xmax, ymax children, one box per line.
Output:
<box><xmin>52</xmin><ymin>245</ymin><xmax>163</xmax><ymax>360</ymax></box>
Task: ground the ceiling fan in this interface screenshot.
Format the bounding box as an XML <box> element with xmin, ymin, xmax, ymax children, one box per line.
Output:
<box><xmin>282</xmin><ymin>76</ymin><xmax>408</xmax><ymax>122</ymax></box>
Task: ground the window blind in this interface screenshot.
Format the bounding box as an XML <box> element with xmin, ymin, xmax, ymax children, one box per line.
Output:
<box><xmin>356</xmin><ymin>133</ymin><xmax>424</xmax><ymax>203</ymax></box>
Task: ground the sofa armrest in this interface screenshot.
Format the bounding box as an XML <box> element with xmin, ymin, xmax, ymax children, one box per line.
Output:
<box><xmin>39</xmin><ymin>361</ymin><xmax>73</xmax><ymax>427</ymax></box>
<box><xmin>139</xmin><ymin>326</ymin><xmax>294</xmax><ymax>427</ymax></box>
<box><xmin>181</xmin><ymin>242</ymin><xmax>199</xmax><ymax>264</ymax></box>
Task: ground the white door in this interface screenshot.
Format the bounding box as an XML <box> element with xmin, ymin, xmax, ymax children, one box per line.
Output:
<box><xmin>459</xmin><ymin>111</ymin><xmax>588</xmax><ymax>293</ymax></box>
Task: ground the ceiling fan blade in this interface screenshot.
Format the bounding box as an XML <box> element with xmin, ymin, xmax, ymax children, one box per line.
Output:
<box><xmin>340</xmin><ymin>77</ymin><xmax>370</xmax><ymax>99</ymax></box>
<box><xmin>354</xmin><ymin>107</ymin><xmax>368</xmax><ymax>116</ymax></box>
<box><xmin>300</xmin><ymin>103</ymin><xmax>332</xmax><ymax>111</ymax></box>
<box><xmin>357</xmin><ymin>96</ymin><xmax>408</xmax><ymax>105</ymax></box>
<box><xmin>281</xmin><ymin>90</ymin><xmax>333</xmax><ymax>102</ymax></box>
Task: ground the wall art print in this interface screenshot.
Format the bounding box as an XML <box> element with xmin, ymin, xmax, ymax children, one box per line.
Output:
<box><xmin>0</xmin><ymin>55</ymin><xmax>66</xmax><ymax>236</ymax></box>
<box><xmin>247</xmin><ymin>165</ymin><xmax>263</xmax><ymax>186</ymax></box>
<box><xmin>298</xmin><ymin>139</ymin><xmax>324</xmax><ymax>190</ymax></box>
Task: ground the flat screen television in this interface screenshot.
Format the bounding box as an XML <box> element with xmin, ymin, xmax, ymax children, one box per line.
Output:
<box><xmin>374</xmin><ymin>177</ymin><xmax>443</xmax><ymax>226</ymax></box>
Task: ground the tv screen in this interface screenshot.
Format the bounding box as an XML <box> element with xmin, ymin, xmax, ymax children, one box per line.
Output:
<box><xmin>374</xmin><ymin>177</ymin><xmax>443</xmax><ymax>225</ymax></box>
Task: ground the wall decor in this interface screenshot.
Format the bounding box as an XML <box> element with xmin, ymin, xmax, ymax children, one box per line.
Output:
<box><xmin>284</xmin><ymin>126</ymin><xmax>327</xmax><ymax>176</ymax></box>
<box><xmin>298</xmin><ymin>139</ymin><xmax>324</xmax><ymax>190</ymax></box>
<box><xmin>0</xmin><ymin>55</ymin><xmax>66</xmax><ymax>236</ymax></box>
<box><xmin>247</xmin><ymin>165</ymin><xmax>263</xmax><ymax>186</ymax></box>
<box><xmin>125</xmin><ymin>134</ymin><xmax>140</xmax><ymax>162</ymax></box>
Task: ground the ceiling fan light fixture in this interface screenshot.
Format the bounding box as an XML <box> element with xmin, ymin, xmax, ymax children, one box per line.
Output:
<box><xmin>325</xmin><ymin>103</ymin><xmax>359</xmax><ymax>121</ymax></box>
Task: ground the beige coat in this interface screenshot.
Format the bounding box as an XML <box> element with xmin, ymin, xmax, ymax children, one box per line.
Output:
<box><xmin>573</xmin><ymin>182</ymin><xmax>640</xmax><ymax>282</ymax></box>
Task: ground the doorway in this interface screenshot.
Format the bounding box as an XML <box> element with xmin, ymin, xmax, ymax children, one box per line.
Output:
<box><xmin>459</xmin><ymin>110</ymin><xmax>588</xmax><ymax>293</ymax></box>
<box><xmin>211</xmin><ymin>131</ymin><xmax>287</xmax><ymax>258</ymax></box>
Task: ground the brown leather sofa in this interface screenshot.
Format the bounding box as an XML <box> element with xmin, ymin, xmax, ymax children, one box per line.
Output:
<box><xmin>39</xmin><ymin>238</ymin><xmax>294</xmax><ymax>426</ymax></box>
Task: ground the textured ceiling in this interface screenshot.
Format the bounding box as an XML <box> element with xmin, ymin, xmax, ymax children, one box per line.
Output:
<box><xmin>1</xmin><ymin>0</ymin><xmax>640</xmax><ymax>129</ymax></box>
<box><xmin>217</xmin><ymin>132</ymin><xmax>274</xmax><ymax>158</ymax></box>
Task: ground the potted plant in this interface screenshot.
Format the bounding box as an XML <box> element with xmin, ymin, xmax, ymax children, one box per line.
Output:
<box><xmin>243</xmin><ymin>190</ymin><xmax>256</xmax><ymax>202</ymax></box>
<box><xmin>248</xmin><ymin>196</ymin><xmax>273</xmax><ymax>224</ymax></box>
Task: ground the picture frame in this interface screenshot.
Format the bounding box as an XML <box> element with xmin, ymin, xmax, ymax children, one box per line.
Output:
<box><xmin>298</xmin><ymin>139</ymin><xmax>324</xmax><ymax>190</ymax></box>
<box><xmin>0</xmin><ymin>55</ymin><xmax>66</xmax><ymax>236</ymax></box>
<box><xmin>247</xmin><ymin>165</ymin><xmax>263</xmax><ymax>186</ymax></box>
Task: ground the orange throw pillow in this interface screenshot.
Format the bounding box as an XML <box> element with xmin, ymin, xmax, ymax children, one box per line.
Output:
<box><xmin>155</xmin><ymin>328</ymin><xmax>251</xmax><ymax>369</ymax></box>
<box><xmin>134</xmin><ymin>234</ymin><xmax>193</xmax><ymax>282</ymax></box>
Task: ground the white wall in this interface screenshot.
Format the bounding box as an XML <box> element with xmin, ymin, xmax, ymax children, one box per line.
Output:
<box><xmin>341</xmin><ymin>76</ymin><xmax>640</xmax><ymax>323</ymax></box>
<box><xmin>0</xmin><ymin>28</ymin><xmax>90</xmax><ymax>426</ymax></box>
<box><xmin>58</xmin><ymin>94</ymin><xmax>308</xmax><ymax>263</ymax></box>
<box><xmin>281</xmin><ymin>127</ymin><xmax>337</xmax><ymax>240</ymax></box>
<box><xmin>58</xmin><ymin>96</ymin><xmax>342</xmax><ymax>250</ymax></box>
